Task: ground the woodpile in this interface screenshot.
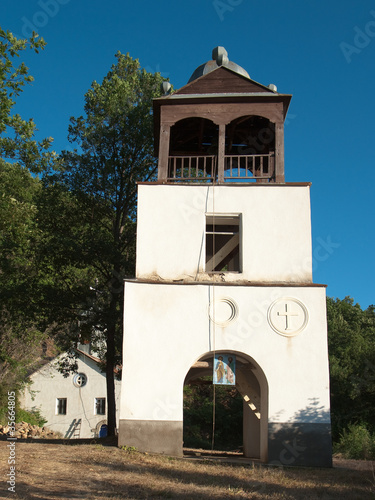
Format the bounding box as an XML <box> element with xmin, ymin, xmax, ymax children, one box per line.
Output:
<box><xmin>0</xmin><ymin>422</ymin><xmax>62</xmax><ymax>439</ymax></box>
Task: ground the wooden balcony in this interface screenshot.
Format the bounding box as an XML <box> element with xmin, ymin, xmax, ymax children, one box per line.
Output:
<box><xmin>224</xmin><ymin>154</ymin><xmax>274</xmax><ymax>181</ymax></box>
<box><xmin>167</xmin><ymin>154</ymin><xmax>275</xmax><ymax>183</ymax></box>
<box><xmin>168</xmin><ymin>155</ymin><xmax>217</xmax><ymax>182</ymax></box>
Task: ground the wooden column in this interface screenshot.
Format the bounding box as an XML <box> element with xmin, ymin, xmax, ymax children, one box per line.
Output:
<box><xmin>275</xmin><ymin>121</ymin><xmax>285</xmax><ymax>183</ymax></box>
<box><xmin>217</xmin><ymin>123</ymin><xmax>226</xmax><ymax>183</ymax></box>
<box><xmin>157</xmin><ymin>123</ymin><xmax>171</xmax><ymax>181</ymax></box>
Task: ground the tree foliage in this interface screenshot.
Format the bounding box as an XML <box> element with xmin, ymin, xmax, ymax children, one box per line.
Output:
<box><xmin>326</xmin><ymin>297</ymin><xmax>375</xmax><ymax>439</ymax></box>
<box><xmin>0</xmin><ymin>28</ymin><xmax>57</xmax><ymax>407</ymax></box>
<box><xmin>40</xmin><ymin>52</ymin><xmax>167</xmax><ymax>435</ymax></box>
<box><xmin>184</xmin><ymin>381</ymin><xmax>243</xmax><ymax>451</ymax></box>
<box><xmin>0</xmin><ymin>27</ymin><xmax>54</xmax><ymax>172</ymax></box>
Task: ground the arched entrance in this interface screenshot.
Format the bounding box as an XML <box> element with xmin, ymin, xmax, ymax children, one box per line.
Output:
<box><xmin>183</xmin><ymin>351</ymin><xmax>268</xmax><ymax>461</ymax></box>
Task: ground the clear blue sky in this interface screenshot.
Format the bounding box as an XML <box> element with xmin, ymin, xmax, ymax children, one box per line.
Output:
<box><xmin>1</xmin><ymin>0</ymin><xmax>374</xmax><ymax>309</ymax></box>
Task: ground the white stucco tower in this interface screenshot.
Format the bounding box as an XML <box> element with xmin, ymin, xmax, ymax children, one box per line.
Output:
<box><xmin>119</xmin><ymin>47</ymin><xmax>332</xmax><ymax>467</ymax></box>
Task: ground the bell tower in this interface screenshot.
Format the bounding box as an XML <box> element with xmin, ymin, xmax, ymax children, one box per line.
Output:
<box><xmin>119</xmin><ymin>48</ymin><xmax>332</xmax><ymax>467</ymax></box>
<box><xmin>155</xmin><ymin>46</ymin><xmax>288</xmax><ymax>185</ymax></box>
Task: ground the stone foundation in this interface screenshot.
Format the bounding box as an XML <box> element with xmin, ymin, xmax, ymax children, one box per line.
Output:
<box><xmin>268</xmin><ymin>422</ymin><xmax>332</xmax><ymax>467</ymax></box>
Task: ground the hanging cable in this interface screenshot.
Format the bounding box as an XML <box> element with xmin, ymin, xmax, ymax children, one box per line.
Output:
<box><xmin>211</xmin><ymin>277</ymin><xmax>216</xmax><ymax>453</ymax></box>
<box><xmin>210</xmin><ymin>162</ymin><xmax>217</xmax><ymax>454</ymax></box>
<box><xmin>211</xmin><ymin>380</ymin><xmax>216</xmax><ymax>453</ymax></box>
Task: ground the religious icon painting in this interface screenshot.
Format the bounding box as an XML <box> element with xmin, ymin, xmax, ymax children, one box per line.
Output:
<box><xmin>213</xmin><ymin>354</ymin><xmax>236</xmax><ymax>385</ymax></box>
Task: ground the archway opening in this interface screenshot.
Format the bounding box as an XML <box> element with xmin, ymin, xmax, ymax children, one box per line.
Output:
<box><xmin>168</xmin><ymin>117</ymin><xmax>218</xmax><ymax>181</ymax></box>
<box><xmin>224</xmin><ymin>115</ymin><xmax>275</xmax><ymax>182</ymax></box>
<box><xmin>183</xmin><ymin>352</ymin><xmax>268</xmax><ymax>460</ymax></box>
<box><xmin>183</xmin><ymin>375</ymin><xmax>243</xmax><ymax>453</ymax></box>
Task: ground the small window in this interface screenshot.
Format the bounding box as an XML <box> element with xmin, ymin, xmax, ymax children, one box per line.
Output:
<box><xmin>56</xmin><ymin>398</ymin><xmax>67</xmax><ymax>415</ymax></box>
<box><xmin>95</xmin><ymin>398</ymin><xmax>106</xmax><ymax>415</ymax></box>
<box><xmin>206</xmin><ymin>214</ymin><xmax>241</xmax><ymax>272</ymax></box>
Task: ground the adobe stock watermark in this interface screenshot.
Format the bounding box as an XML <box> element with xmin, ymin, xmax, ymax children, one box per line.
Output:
<box><xmin>350</xmin><ymin>359</ymin><xmax>375</xmax><ymax>394</ymax></box>
<box><xmin>152</xmin><ymin>396</ymin><xmax>178</xmax><ymax>420</ymax></box>
<box><xmin>21</xmin><ymin>0</ymin><xmax>72</xmax><ymax>38</ymax></box>
<box><xmin>6</xmin><ymin>391</ymin><xmax>17</xmax><ymax>494</ymax></box>
<box><xmin>269</xmin><ymin>438</ymin><xmax>307</xmax><ymax>467</ymax></box>
<box><xmin>217</xmin><ymin>289</ymin><xmax>281</xmax><ymax>350</ymax></box>
<box><xmin>213</xmin><ymin>0</ymin><xmax>245</xmax><ymax>22</ymax></box>
<box><xmin>144</xmin><ymin>64</ymin><xmax>170</xmax><ymax>79</ymax></box>
<box><xmin>210</xmin><ymin>234</ymin><xmax>339</xmax><ymax>350</ymax></box>
<box><xmin>340</xmin><ymin>10</ymin><xmax>375</xmax><ymax>63</ymax></box>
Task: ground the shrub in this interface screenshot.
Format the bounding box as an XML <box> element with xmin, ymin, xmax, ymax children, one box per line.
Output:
<box><xmin>334</xmin><ymin>423</ymin><xmax>375</xmax><ymax>460</ymax></box>
<box><xmin>16</xmin><ymin>408</ymin><xmax>47</xmax><ymax>427</ymax></box>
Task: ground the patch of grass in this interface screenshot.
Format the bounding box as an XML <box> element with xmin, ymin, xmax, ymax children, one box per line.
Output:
<box><xmin>121</xmin><ymin>445</ymin><xmax>138</xmax><ymax>453</ymax></box>
<box><xmin>1</xmin><ymin>442</ymin><xmax>374</xmax><ymax>499</ymax></box>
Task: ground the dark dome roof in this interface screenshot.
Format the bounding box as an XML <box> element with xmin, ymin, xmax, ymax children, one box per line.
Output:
<box><xmin>188</xmin><ymin>47</ymin><xmax>250</xmax><ymax>83</ymax></box>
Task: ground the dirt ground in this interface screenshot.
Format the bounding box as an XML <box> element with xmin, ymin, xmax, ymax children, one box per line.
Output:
<box><xmin>1</xmin><ymin>439</ymin><xmax>374</xmax><ymax>500</ymax></box>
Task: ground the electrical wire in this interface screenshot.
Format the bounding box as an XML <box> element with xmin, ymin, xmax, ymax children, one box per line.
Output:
<box><xmin>210</xmin><ymin>163</ymin><xmax>217</xmax><ymax>454</ymax></box>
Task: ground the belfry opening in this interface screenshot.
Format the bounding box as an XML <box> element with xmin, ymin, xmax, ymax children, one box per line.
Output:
<box><xmin>168</xmin><ymin>115</ymin><xmax>275</xmax><ymax>183</ymax></box>
<box><xmin>119</xmin><ymin>47</ymin><xmax>333</xmax><ymax>467</ymax></box>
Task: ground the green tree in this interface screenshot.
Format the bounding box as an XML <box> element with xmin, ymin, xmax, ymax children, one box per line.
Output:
<box><xmin>0</xmin><ymin>28</ymin><xmax>54</xmax><ymax>172</ymax></box>
<box><xmin>0</xmin><ymin>27</ymin><xmax>56</xmax><ymax>410</ymax></box>
<box><xmin>327</xmin><ymin>296</ymin><xmax>375</xmax><ymax>439</ymax></box>
<box><xmin>184</xmin><ymin>381</ymin><xmax>243</xmax><ymax>450</ymax></box>
<box><xmin>40</xmin><ymin>52</ymin><xmax>167</xmax><ymax>435</ymax></box>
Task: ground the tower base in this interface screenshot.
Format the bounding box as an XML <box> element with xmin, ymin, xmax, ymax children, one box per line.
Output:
<box><xmin>118</xmin><ymin>419</ymin><xmax>183</xmax><ymax>456</ymax></box>
<box><xmin>268</xmin><ymin>422</ymin><xmax>332</xmax><ymax>467</ymax></box>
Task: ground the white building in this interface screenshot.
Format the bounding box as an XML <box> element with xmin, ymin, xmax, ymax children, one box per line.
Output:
<box><xmin>118</xmin><ymin>47</ymin><xmax>332</xmax><ymax>467</ymax></box>
<box><xmin>21</xmin><ymin>348</ymin><xmax>121</xmax><ymax>438</ymax></box>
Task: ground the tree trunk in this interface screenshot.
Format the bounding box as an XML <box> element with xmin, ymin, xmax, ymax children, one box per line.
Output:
<box><xmin>105</xmin><ymin>352</ymin><xmax>116</xmax><ymax>436</ymax></box>
<box><xmin>105</xmin><ymin>295</ymin><xmax>118</xmax><ymax>437</ymax></box>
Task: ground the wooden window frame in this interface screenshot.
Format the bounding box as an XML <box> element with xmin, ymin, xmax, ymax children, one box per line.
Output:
<box><xmin>205</xmin><ymin>214</ymin><xmax>242</xmax><ymax>273</ymax></box>
<box><xmin>95</xmin><ymin>398</ymin><xmax>106</xmax><ymax>416</ymax></box>
<box><xmin>56</xmin><ymin>398</ymin><xmax>67</xmax><ymax>415</ymax></box>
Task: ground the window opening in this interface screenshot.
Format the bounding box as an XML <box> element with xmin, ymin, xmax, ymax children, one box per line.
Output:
<box><xmin>95</xmin><ymin>398</ymin><xmax>106</xmax><ymax>415</ymax></box>
<box><xmin>168</xmin><ymin>118</ymin><xmax>219</xmax><ymax>182</ymax></box>
<box><xmin>73</xmin><ymin>373</ymin><xmax>87</xmax><ymax>388</ymax></box>
<box><xmin>206</xmin><ymin>215</ymin><xmax>241</xmax><ymax>272</ymax></box>
<box><xmin>224</xmin><ymin>116</ymin><xmax>275</xmax><ymax>182</ymax></box>
<box><xmin>56</xmin><ymin>398</ymin><xmax>67</xmax><ymax>415</ymax></box>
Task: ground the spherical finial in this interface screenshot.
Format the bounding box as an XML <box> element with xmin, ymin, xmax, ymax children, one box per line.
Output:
<box><xmin>212</xmin><ymin>46</ymin><xmax>228</xmax><ymax>63</ymax></box>
<box><xmin>268</xmin><ymin>83</ymin><xmax>277</xmax><ymax>92</ymax></box>
<box><xmin>188</xmin><ymin>47</ymin><xmax>250</xmax><ymax>83</ymax></box>
<box><xmin>217</xmin><ymin>53</ymin><xmax>229</xmax><ymax>66</ymax></box>
<box><xmin>161</xmin><ymin>81</ymin><xmax>172</xmax><ymax>95</ymax></box>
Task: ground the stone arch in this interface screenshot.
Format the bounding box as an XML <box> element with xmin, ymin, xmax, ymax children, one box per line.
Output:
<box><xmin>183</xmin><ymin>350</ymin><xmax>269</xmax><ymax>462</ymax></box>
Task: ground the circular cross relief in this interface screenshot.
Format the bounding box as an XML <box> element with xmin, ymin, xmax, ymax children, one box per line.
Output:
<box><xmin>268</xmin><ymin>297</ymin><xmax>308</xmax><ymax>337</ymax></box>
<box><xmin>209</xmin><ymin>297</ymin><xmax>238</xmax><ymax>326</ymax></box>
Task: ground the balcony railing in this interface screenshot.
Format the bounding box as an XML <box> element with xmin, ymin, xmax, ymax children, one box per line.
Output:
<box><xmin>168</xmin><ymin>155</ymin><xmax>217</xmax><ymax>182</ymax></box>
<box><xmin>224</xmin><ymin>154</ymin><xmax>274</xmax><ymax>181</ymax></box>
<box><xmin>167</xmin><ymin>154</ymin><xmax>274</xmax><ymax>182</ymax></box>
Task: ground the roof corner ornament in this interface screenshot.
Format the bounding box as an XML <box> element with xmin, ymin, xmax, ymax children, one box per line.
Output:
<box><xmin>161</xmin><ymin>81</ymin><xmax>172</xmax><ymax>95</ymax></box>
<box><xmin>212</xmin><ymin>46</ymin><xmax>229</xmax><ymax>67</ymax></box>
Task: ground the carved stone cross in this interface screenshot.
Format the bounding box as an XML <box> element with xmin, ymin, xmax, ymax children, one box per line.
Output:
<box><xmin>277</xmin><ymin>303</ymin><xmax>299</xmax><ymax>331</ymax></box>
